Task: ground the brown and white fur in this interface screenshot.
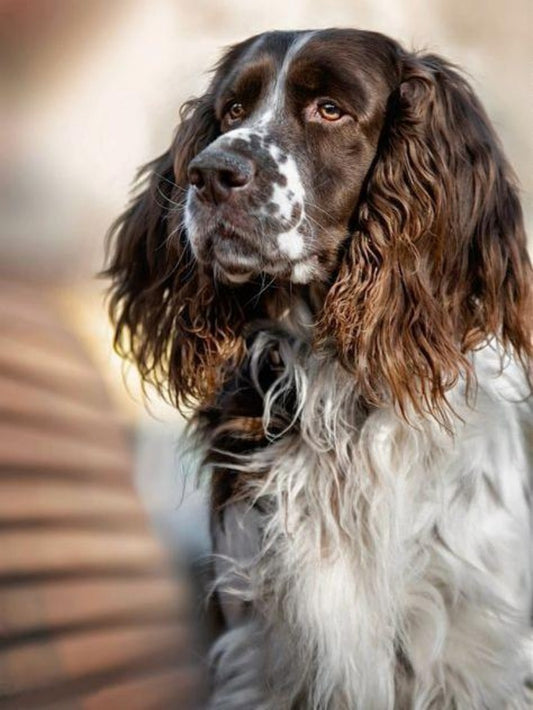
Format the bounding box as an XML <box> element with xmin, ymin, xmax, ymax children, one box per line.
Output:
<box><xmin>105</xmin><ymin>29</ymin><xmax>532</xmax><ymax>709</ymax></box>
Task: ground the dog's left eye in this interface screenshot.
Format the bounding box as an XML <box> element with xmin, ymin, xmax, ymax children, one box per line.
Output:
<box><xmin>317</xmin><ymin>101</ymin><xmax>344</xmax><ymax>121</ymax></box>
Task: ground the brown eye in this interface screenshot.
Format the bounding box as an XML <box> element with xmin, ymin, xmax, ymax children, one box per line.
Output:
<box><xmin>317</xmin><ymin>101</ymin><xmax>343</xmax><ymax>121</ymax></box>
<box><xmin>227</xmin><ymin>102</ymin><xmax>245</xmax><ymax>121</ymax></box>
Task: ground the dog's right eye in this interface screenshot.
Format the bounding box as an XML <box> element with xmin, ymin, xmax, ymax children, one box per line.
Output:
<box><xmin>225</xmin><ymin>102</ymin><xmax>246</xmax><ymax>123</ymax></box>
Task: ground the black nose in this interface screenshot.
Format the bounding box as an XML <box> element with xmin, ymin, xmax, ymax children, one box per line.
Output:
<box><xmin>188</xmin><ymin>150</ymin><xmax>253</xmax><ymax>204</ymax></box>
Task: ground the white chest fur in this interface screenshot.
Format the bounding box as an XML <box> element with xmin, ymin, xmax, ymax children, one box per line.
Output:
<box><xmin>209</xmin><ymin>343</ymin><xmax>531</xmax><ymax>709</ymax></box>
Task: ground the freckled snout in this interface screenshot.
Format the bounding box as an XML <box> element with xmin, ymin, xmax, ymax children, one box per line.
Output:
<box><xmin>188</xmin><ymin>149</ymin><xmax>254</xmax><ymax>204</ymax></box>
<box><xmin>184</xmin><ymin>130</ymin><xmax>318</xmax><ymax>284</ymax></box>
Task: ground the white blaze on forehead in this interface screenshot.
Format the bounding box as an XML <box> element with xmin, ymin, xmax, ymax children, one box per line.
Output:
<box><xmin>254</xmin><ymin>109</ymin><xmax>274</xmax><ymax>129</ymax></box>
<box><xmin>223</xmin><ymin>31</ymin><xmax>317</xmax><ymax>134</ymax></box>
<box><xmin>267</xmin><ymin>31</ymin><xmax>317</xmax><ymax>115</ymax></box>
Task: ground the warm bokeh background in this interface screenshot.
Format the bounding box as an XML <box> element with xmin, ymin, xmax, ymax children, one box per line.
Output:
<box><xmin>0</xmin><ymin>1</ymin><xmax>531</xmax><ymax>707</ymax></box>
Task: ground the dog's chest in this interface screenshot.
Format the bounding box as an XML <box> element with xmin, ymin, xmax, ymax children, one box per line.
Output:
<box><xmin>203</xmin><ymin>336</ymin><xmax>531</xmax><ymax>708</ymax></box>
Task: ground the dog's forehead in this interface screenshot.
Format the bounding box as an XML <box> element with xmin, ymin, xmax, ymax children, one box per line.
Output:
<box><xmin>215</xmin><ymin>31</ymin><xmax>317</xmax><ymax>122</ymax></box>
<box><xmin>214</xmin><ymin>28</ymin><xmax>396</xmax><ymax>139</ymax></box>
<box><xmin>228</xmin><ymin>28</ymin><xmax>388</xmax><ymax>71</ymax></box>
<box><xmin>217</xmin><ymin>30</ymin><xmax>311</xmax><ymax>90</ymax></box>
<box><xmin>205</xmin><ymin>36</ymin><xmax>298</xmax><ymax>159</ymax></box>
<box><xmin>219</xmin><ymin>28</ymin><xmax>396</xmax><ymax>87</ymax></box>
<box><xmin>214</xmin><ymin>32</ymin><xmax>319</xmax><ymax>151</ymax></box>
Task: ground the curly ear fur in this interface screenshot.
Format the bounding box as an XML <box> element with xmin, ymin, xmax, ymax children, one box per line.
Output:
<box><xmin>105</xmin><ymin>34</ymin><xmax>276</xmax><ymax>410</ymax></box>
<box><xmin>319</xmin><ymin>52</ymin><xmax>532</xmax><ymax>422</ymax></box>
<box><xmin>104</xmin><ymin>94</ymin><xmax>249</xmax><ymax>410</ymax></box>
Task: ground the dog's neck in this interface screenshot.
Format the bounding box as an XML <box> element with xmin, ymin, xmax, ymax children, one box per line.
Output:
<box><xmin>259</xmin><ymin>280</ymin><xmax>329</xmax><ymax>343</ymax></box>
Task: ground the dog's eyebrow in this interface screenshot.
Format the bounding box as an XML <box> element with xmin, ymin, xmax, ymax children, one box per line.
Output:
<box><xmin>286</xmin><ymin>59</ymin><xmax>369</xmax><ymax>114</ymax></box>
<box><xmin>216</xmin><ymin>59</ymin><xmax>275</xmax><ymax>114</ymax></box>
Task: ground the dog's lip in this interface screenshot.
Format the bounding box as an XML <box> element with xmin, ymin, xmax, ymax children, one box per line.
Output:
<box><xmin>213</xmin><ymin>222</ymin><xmax>254</xmax><ymax>249</ymax></box>
<box><xmin>208</xmin><ymin>227</ymin><xmax>257</xmax><ymax>284</ymax></box>
<box><xmin>217</xmin><ymin>266</ymin><xmax>254</xmax><ymax>284</ymax></box>
<box><xmin>195</xmin><ymin>220</ymin><xmax>302</xmax><ymax>281</ymax></box>
<box><xmin>211</xmin><ymin>223</ymin><xmax>259</xmax><ymax>263</ymax></box>
<box><xmin>214</xmin><ymin>254</ymin><xmax>256</xmax><ymax>274</ymax></box>
<box><xmin>214</xmin><ymin>257</ymin><xmax>256</xmax><ymax>284</ymax></box>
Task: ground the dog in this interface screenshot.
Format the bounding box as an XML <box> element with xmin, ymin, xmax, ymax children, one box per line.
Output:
<box><xmin>106</xmin><ymin>29</ymin><xmax>532</xmax><ymax>709</ymax></box>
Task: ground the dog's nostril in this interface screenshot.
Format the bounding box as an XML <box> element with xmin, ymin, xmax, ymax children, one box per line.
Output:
<box><xmin>188</xmin><ymin>167</ymin><xmax>205</xmax><ymax>190</ymax></box>
<box><xmin>188</xmin><ymin>152</ymin><xmax>254</xmax><ymax>203</ymax></box>
<box><xmin>219</xmin><ymin>168</ymin><xmax>250</xmax><ymax>189</ymax></box>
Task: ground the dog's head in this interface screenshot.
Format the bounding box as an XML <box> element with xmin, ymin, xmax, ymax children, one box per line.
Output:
<box><xmin>183</xmin><ymin>30</ymin><xmax>397</xmax><ymax>286</ymax></box>
<box><xmin>106</xmin><ymin>29</ymin><xmax>531</xmax><ymax>419</ymax></box>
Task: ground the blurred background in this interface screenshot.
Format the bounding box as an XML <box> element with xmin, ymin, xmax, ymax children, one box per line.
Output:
<box><xmin>0</xmin><ymin>0</ymin><xmax>531</xmax><ymax>707</ymax></box>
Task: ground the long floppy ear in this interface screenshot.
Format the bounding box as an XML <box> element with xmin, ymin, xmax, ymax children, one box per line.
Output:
<box><xmin>320</xmin><ymin>52</ymin><xmax>532</xmax><ymax>422</ymax></box>
<box><xmin>104</xmin><ymin>95</ymin><xmax>248</xmax><ymax>411</ymax></box>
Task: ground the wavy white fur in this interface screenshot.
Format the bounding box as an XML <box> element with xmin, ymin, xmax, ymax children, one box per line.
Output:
<box><xmin>203</xmin><ymin>303</ymin><xmax>532</xmax><ymax>710</ymax></box>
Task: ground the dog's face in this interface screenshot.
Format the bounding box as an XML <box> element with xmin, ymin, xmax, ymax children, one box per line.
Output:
<box><xmin>106</xmin><ymin>28</ymin><xmax>531</xmax><ymax>418</ymax></box>
<box><xmin>184</xmin><ymin>30</ymin><xmax>400</xmax><ymax>284</ymax></box>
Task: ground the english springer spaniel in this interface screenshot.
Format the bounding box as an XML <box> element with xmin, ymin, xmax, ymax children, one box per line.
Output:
<box><xmin>106</xmin><ymin>29</ymin><xmax>532</xmax><ymax>709</ymax></box>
